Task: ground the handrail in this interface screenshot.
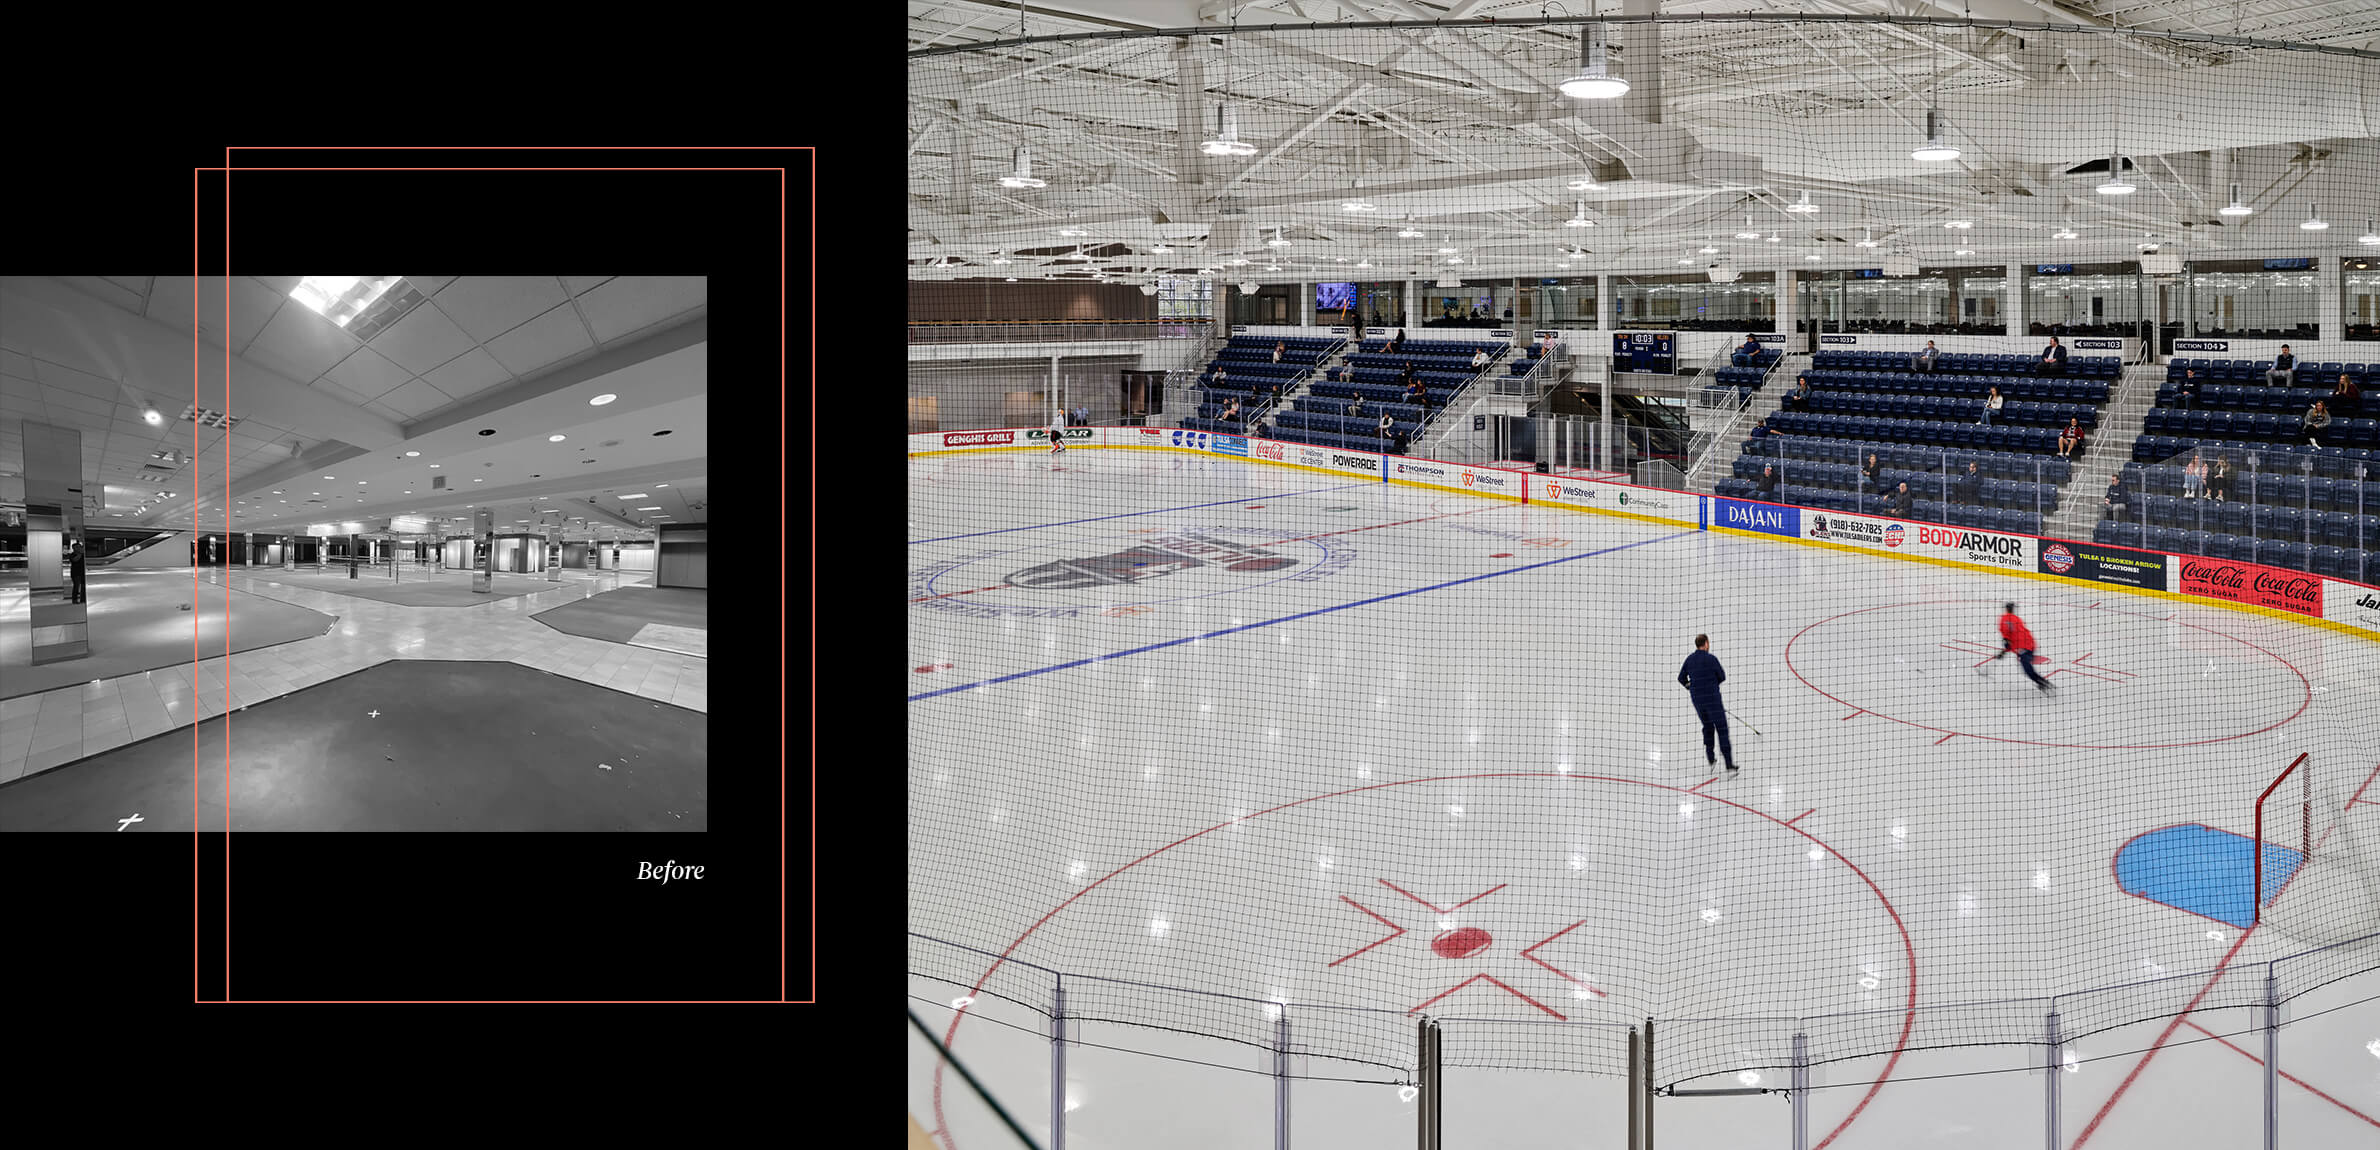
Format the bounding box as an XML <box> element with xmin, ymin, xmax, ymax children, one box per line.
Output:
<box><xmin>908</xmin><ymin>320</ymin><xmax>1210</xmax><ymax>344</ymax></box>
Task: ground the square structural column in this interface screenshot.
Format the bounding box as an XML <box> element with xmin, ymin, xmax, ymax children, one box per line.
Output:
<box><xmin>474</xmin><ymin>506</ymin><xmax>494</xmax><ymax>593</ymax></box>
<box><xmin>20</xmin><ymin>421</ymin><xmax>91</xmax><ymax>663</ymax></box>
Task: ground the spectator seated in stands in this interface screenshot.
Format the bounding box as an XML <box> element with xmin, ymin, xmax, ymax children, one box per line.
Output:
<box><xmin>1213</xmin><ymin>367</ymin><xmax>1228</xmax><ymax>389</ymax></box>
<box><xmin>2302</xmin><ymin>400</ymin><xmax>2332</xmax><ymax>447</ymax></box>
<box><xmin>2182</xmin><ymin>452</ymin><xmax>2206</xmax><ymax>500</ymax></box>
<box><xmin>1219</xmin><ymin>398</ymin><xmax>1241</xmax><ymax>423</ymax></box>
<box><xmin>1749</xmin><ymin>417</ymin><xmax>1783</xmax><ymax>441</ymax></box>
<box><xmin>2056</xmin><ymin>418</ymin><xmax>2084</xmax><ymax>459</ymax></box>
<box><xmin>1789</xmin><ymin>376</ymin><xmax>1812</xmax><ymax>413</ymax></box>
<box><xmin>2173</xmin><ymin>369</ymin><xmax>2201</xmax><ymax>410</ymax></box>
<box><xmin>2333</xmin><ymin>373</ymin><xmax>2364</xmax><ymax>416</ymax></box>
<box><xmin>1272</xmin><ymin>341</ymin><xmax>1286</xmax><ymax>364</ymax></box>
<box><xmin>1391</xmin><ymin>329</ymin><xmax>1405</xmax><ymax>352</ymax></box>
<box><xmin>1955</xmin><ymin>461</ymin><xmax>1983</xmax><ymax>506</ymax></box>
<box><xmin>1910</xmin><ymin>340</ymin><xmax>1941</xmax><ymax>374</ymax></box>
<box><xmin>2208</xmin><ymin>455</ymin><xmax>2233</xmax><ymax>502</ymax></box>
<box><xmin>1979</xmin><ymin>386</ymin><xmax>2004</xmax><ymax>426</ymax></box>
<box><xmin>1388</xmin><ymin>418</ymin><xmax>1410</xmax><ymax>455</ymax></box>
<box><xmin>2103</xmin><ymin>472</ymin><xmax>2130</xmax><ymax>519</ymax></box>
<box><xmin>2267</xmin><ymin>345</ymin><xmax>2295</xmax><ymax>387</ymax></box>
<box><xmin>1861</xmin><ymin>451</ymin><xmax>1883</xmax><ymax>495</ymax></box>
<box><xmin>1347</xmin><ymin>396</ymin><xmax>1365</xmax><ymax>420</ymax></box>
<box><xmin>1731</xmin><ymin>334</ymin><xmax>1764</xmax><ymax>368</ymax></box>
<box><xmin>1754</xmin><ymin>463</ymin><xmax>1779</xmax><ymax>496</ymax></box>
<box><xmin>1403</xmin><ymin>378</ymin><xmax>1428</xmax><ymax>409</ymax></box>
<box><xmin>2035</xmin><ymin>336</ymin><xmax>2068</xmax><ymax>376</ymax></box>
<box><xmin>1890</xmin><ymin>481</ymin><xmax>1914</xmax><ymax>518</ymax></box>
<box><xmin>1470</xmin><ymin>348</ymin><xmax>1490</xmax><ymax>369</ymax></box>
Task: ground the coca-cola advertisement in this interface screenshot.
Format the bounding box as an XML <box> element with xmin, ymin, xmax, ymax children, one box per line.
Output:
<box><xmin>2176</xmin><ymin>557</ymin><xmax>2323</xmax><ymax>618</ymax></box>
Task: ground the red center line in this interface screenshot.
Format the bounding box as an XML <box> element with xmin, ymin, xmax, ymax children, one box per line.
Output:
<box><xmin>1786</xmin><ymin>808</ymin><xmax>1816</xmax><ymax>826</ymax></box>
<box><xmin>2067</xmin><ymin>925</ymin><xmax>2258</xmax><ymax>1149</ymax></box>
<box><xmin>2178</xmin><ymin>1019</ymin><xmax>2380</xmax><ymax>1129</ymax></box>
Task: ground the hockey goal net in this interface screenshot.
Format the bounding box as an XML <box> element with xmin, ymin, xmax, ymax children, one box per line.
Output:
<box><xmin>2254</xmin><ymin>753</ymin><xmax>2380</xmax><ymax>949</ymax></box>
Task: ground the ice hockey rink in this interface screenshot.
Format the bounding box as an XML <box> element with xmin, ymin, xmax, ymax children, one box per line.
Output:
<box><xmin>908</xmin><ymin>446</ymin><xmax>2380</xmax><ymax>1150</ymax></box>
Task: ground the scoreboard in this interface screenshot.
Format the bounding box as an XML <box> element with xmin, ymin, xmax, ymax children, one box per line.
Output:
<box><xmin>1611</xmin><ymin>331</ymin><xmax>1677</xmax><ymax>374</ymax></box>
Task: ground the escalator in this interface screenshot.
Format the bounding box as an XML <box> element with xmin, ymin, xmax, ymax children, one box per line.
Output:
<box><xmin>90</xmin><ymin>530</ymin><xmax>190</xmax><ymax>567</ymax></box>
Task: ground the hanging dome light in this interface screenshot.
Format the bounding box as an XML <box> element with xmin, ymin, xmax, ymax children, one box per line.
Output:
<box><xmin>2096</xmin><ymin>154</ymin><xmax>2136</xmax><ymax>195</ymax></box>
<box><xmin>2299</xmin><ymin>202</ymin><xmax>2329</xmax><ymax>231</ymax></box>
<box><xmin>1735</xmin><ymin>215</ymin><xmax>1760</xmax><ymax>240</ymax></box>
<box><xmin>1567</xmin><ymin>174</ymin><xmax>1601</xmax><ymax>191</ymax></box>
<box><xmin>1953</xmin><ymin>249</ymin><xmax>1975</xmax><ymax>256</ymax></box>
<box><xmin>1911</xmin><ymin>109</ymin><xmax>1960</xmax><ymax>163</ymax></box>
<box><xmin>1785</xmin><ymin>190</ymin><xmax>1819</xmax><ymax>214</ymax></box>
<box><xmin>1854</xmin><ymin>229</ymin><xmax>1878</xmax><ymax>248</ymax></box>
<box><xmin>1558</xmin><ymin>22</ymin><xmax>1630</xmax><ymax>99</ymax></box>
<box><xmin>1942</xmin><ymin>219</ymin><xmax>1973</xmax><ymax>229</ymax></box>
<box><xmin>1700</xmin><ymin>245</ymin><xmax>1720</xmax><ymax>254</ymax></box>
<box><xmin>1765</xmin><ymin>233</ymin><xmax>1782</xmax><ymax>243</ymax></box>
<box><xmin>2052</xmin><ymin>223</ymin><xmax>2078</xmax><ymax>240</ymax></box>
<box><xmin>1200</xmin><ymin>103</ymin><xmax>1258</xmax><ymax>158</ymax></box>
<box><xmin>1564</xmin><ymin>200</ymin><xmax>1595</xmax><ymax>227</ymax></box>
<box><xmin>2359</xmin><ymin>216</ymin><xmax>2380</xmax><ymax>246</ymax></box>
<box><xmin>1267</xmin><ymin>228</ymin><xmax>1291</xmax><ymax>248</ymax></box>
<box><xmin>1398</xmin><ymin>220</ymin><xmax>1425</xmax><ymax>238</ymax></box>
<box><xmin>998</xmin><ymin>146</ymin><xmax>1047</xmax><ymax>189</ymax></box>
<box><xmin>2219</xmin><ymin>182</ymin><xmax>2252</xmax><ymax>216</ymax></box>
<box><xmin>1341</xmin><ymin>188</ymin><xmax>1377</xmax><ymax>213</ymax></box>
<box><xmin>1355</xmin><ymin>259</ymin><xmax>1371</xmax><ymax>268</ymax></box>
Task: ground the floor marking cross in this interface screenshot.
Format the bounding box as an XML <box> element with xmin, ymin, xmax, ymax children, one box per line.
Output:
<box><xmin>116</xmin><ymin>814</ymin><xmax>142</xmax><ymax>832</ymax></box>
<box><xmin>367</xmin><ymin>709</ymin><xmax>381</xmax><ymax>718</ymax></box>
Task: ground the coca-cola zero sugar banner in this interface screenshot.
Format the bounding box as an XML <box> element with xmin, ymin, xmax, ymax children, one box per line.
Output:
<box><xmin>2176</xmin><ymin>557</ymin><xmax>2323</xmax><ymax>618</ymax></box>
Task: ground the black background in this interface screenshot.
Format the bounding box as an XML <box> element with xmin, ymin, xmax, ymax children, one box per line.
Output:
<box><xmin>7</xmin><ymin>146</ymin><xmax>812</xmax><ymax>1010</ymax></box>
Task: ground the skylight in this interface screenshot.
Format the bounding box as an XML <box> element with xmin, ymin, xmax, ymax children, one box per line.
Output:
<box><xmin>289</xmin><ymin>276</ymin><xmax>426</xmax><ymax>337</ymax></box>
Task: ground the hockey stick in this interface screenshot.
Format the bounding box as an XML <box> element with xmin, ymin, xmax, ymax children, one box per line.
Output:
<box><xmin>1727</xmin><ymin>709</ymin><xmax>1763</xmax><ymax>738</ymax></box>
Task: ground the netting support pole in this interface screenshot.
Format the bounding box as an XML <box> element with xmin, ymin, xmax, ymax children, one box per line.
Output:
<box><xmin>1051</xmin><ymin>977</ymin><xmax>1067</xmax><ymax>1150</ymax></box>
<box><xmin>1626</xmin><ymin>1027</ymin><xmax>1640</xmax><ymax>1150</ymax></box>
<box><xmin>1642</xmin><ymin>1017</ymin><xmax>1656</xmax><ymax>1150</ymax></box>
<box><xmin>2043</xmin><ymin>1010</ymin><xmax>2062</xmax><ymax>1150</ymax></box>
<box><xmin>1790</xmin><ymin>1032</ymin><xmax>1809</xmax><ymax>1150</ymax></box>
<box><xmin>1415</xmin><ymin>1014</ymin><xmax>1441</xmax><ymax>1150</ymax></box>
<box><xmin>1273</xmin><ymin>1012</ymin><xmax>1291</xmax><ymax>1150</ymax></box>
<box><xmin>2262</xmin><ymin>966</ymin><xmax>2280</xmax><ymax>1150</ymax></box>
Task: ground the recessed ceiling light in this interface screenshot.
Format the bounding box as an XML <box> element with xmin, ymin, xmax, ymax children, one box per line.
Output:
<box><xmin>548</xmin><ymin>434</ymin><xmax>566</xmax><ymax>442</ymax></box>
<box><xmin>639</xmin><ymin>507</ymin><xmax>662</xmax><ymax>511</ymax></box>
<box><xmin>323</xmin><ymin>475</ymin><xmax>335</xmax><ymax>479</ymax></box>
<box><xmin>654</xmin><ymin>484</ymin><xmax>669</xmax><ymax>488</ymax></box>
<box><xmin>403</xmin><ymin>450</ymin><xmax>420</xmax><ymax>457</ymax></box>
<box><xmin>590</xmin><ymin>394</ymin><xmax>617</xmax><ymax>405</ymax></box>
<box><xmin>474</xmin><ymin>478</ymin><xmax>484</xmax><ymax>483</ymax></box>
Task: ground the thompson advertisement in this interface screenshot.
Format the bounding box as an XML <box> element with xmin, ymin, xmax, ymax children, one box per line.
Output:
<box><xmin>1711</xmin><ymin>497</ymin><xmax>1800</xmax><ymax>537</ymax></box>
<box><xmin>2036</xmin><ymin>540</ymin><xmax>2168</xmax><ymax>591</ymax></box>
<box><xmin>2176</xmin><ymin>557</ymin><xmax>2323</xmax><ymax>618</ymax></box>
<box><xmin>1388</xmin><ymin>459</ymin><xmax>1524</xmax><ymax>499</ymax></box>
<box><xmin>1536</xmin><ymin>479</ymin><xmax>1700</xmax><ymax>523</ymax></box>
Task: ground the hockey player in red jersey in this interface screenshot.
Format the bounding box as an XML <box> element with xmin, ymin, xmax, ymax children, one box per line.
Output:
<box><xmin>1987</xmin><ymin>603</ymin><xmax>2054</xmax><ymax>692</ymax></box>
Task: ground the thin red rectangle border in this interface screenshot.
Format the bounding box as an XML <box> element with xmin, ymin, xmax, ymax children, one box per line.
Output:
<box><xmin>194</xmin><ymin>150</ymin><xmax>810</xmax><ymax>1004</ymax></box>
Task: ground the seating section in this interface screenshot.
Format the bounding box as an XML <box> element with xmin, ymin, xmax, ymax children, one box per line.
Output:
<box><xmin>2142</xmin><ymin>359</ymin><xmax>2375</xmax><ymax>447</ymax></box>
<box><xmin>1195</xmin><ymin>334</ymin><xmax>1340</xmax><ymax>394</ymax></box>
<box><xmin>1761</xmin><ymin>411</ymin><xmax>2067</xmax><ymax>453</ymax></box>
<box><xmin>1793</xmin><ymin>369</ymin><xmax>2109</xmax><ymax>406</ymax></box>
<box><xmin>2163</xmin><ymin>358</ymin><xmax>2367</xmax><ymax>387</ymax></box>
<box><xmin>1812</xmin><ymin>350</ymin><xmax>2122</xmax><ymax>380</ymax></box>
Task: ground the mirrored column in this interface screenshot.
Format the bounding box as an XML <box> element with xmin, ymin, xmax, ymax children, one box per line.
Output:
<box><xmin>21</xmin><ymin>421</ymin><xmax>89</xmax><ymax>664</ymax></box>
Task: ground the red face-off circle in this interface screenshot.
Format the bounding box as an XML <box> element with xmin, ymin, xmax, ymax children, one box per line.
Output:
<box><xmin>1431</xmin><ymin>927</ymin><xmax>1493</xmax><ymax>959</ymax></box>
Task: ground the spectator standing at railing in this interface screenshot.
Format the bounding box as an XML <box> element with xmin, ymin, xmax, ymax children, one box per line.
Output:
<box><xmin>1731</xmin><ymin>334</ymin><xmax>1764</xmax><ymax>368</ymax></box>
<box><xmin>2266</xmin><ymin>345</ymin><xmax>2295</xmax><ymax>387</ymax></box>
<box><xmin>2302</xmin><ymin>400</ymin><xmax>2332</xmax><ymax>447</ymax></box>
<box><xmin>1980</xmin><ymin>386</ymin><xmax>2004</xmax><ymax>426</ymax></box>
<box><xmin>1955</xmin><ymin>461</ymin><xmax>1983</xmax><ymax>506</ymax></box>
<box><xmin>2036</xmin><ymin>336</ymin><xmax>2068</xmax><ymax>376</ymax></box>
<box><xmin>2183</xmin><ymin>452</ymin><xmax>2207</xmax><ymax>500</ymax></box>
<box><xmin>1911</xmin><ymin>340</ymin><xmax>1941</xmax><ymax>374</ymax></box>
<box><xmin>1073</xmin><ymin>404</ymin><xmax>1090</xmax><ymax>427</ymax></box>
<box><xmin>2056</xmin><ymin>418</ymin><xmax>2084</xmax><ymax>459</ymax></box>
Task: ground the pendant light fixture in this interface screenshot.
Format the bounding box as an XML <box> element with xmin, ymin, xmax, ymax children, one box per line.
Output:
<box><xmin>1785</xmin><ymin>190</ymin><xmax>1818</xmax><ymax>214</ymax></box>
<box><xmin>1398</xmin><ymin>218</ymin><xmax>1425</xmax><ymax>238</ymax></box>
<box><xmin>2299</xmin><ymin>203</ymin><xmax>2328</xmax><ymax>231</ymax></box>
<box><xmin>2359</xmin><ymin>216</ymin><xmax>2380</xmax><ymax>246</ymax></box>
<box><xmin>1565</xmin><ymin>200</ymin><xmax>1596</xmax><ymax>227</ymax></box>
<box><xmin>1558</xmin><ymin>9</ymin><xmax>1629</xmax><ymax>100</ymax></box>
<box><xmin>2052</xmin><ymin>223</ymin><xmax>2078</xmax><ymax>240</ymax></box>
<box><xmin>1267</xmin><ymin>227</ymin><xmax>1291</xmax><ymax>248</ymax></box>
<box><xmin>1735</xmin><ymin>215</ymin><xmax>1761</xmax><ymax>240</ymax></box>
<box><xmin>1201</xmin><ymin>104</ymin><xmax>1257</xmax><ymax>158</ymax></box>
<box><xmin>2219</xmin><ymin>182</ymin><xmax>2252</xmax><ymax>216</ymax></box>
<box><xmin>1341</xmin><ymin>125</ymin><xmax>1376</xmax><ymax>212</ymax></box>
<box><xmin>1911</xmin><ymin>31</ymin><xmax>1958</xmax><ymax>162</ymax></box>
<box><xmin>1855</xmin><ymin>228</ymin><xmax>1878</xmax><ymax>248</ymax></box>
<box><xmin>2097</xmin><ymin>154</ymin><xmax>2135</xmax><ymax>195</ymax></box>
<box><xmin>999</xmin><ymin>146</ymin><xmax>1047</xmax><ymax>189</ymax></box>
<box><xmin>1568</xmin><ymin>173</ymin><xmax>1601</xmax><ymax>191</ymax></box>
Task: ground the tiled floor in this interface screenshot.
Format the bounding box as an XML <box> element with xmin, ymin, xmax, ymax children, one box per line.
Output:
<box><xmin>0</xmin><ymin>566</ymin><xmax>705</xmax><ymax>784</ymax></box>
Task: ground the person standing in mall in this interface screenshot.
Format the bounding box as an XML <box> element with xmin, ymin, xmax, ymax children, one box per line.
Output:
<box><xmin>1677</xmin><ymin>635</ymin><xmax>1736</xmax><ymax>774</ymax></box>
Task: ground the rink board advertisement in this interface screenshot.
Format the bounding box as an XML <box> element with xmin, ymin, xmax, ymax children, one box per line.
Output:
<box><xmin>1387</xmin><ymin>458</ymin><xmax>1525</xmax><ymax>500</ymax></box>
<box><xmin>1293</xmin><ymin>444</ymin><xmax>1387</xmax><ymax>479</ymax></box>
<box><xmin>2175</xmin><ymin>556</ymin><xmax>2323</xmax><ymax>618</ymax></box>
<box><xmin>2035</xmin><ymin>540</ymin><xmax>2167</xmax><ymax>591</ymax></box>
<box><xmin>2326</xmin><ymin>582</ymin><xmax>2380</xmax><ymax>635</ymax></box>
<box><xmin>1800</xmin><ymin>510</ymin><xmax>2030</xmax><ymax>571</ymax></box>
<box><xmin>1535</xmin><ymin>479</ymin><xmax>1700</xmax><ymax>523</ymax></box>
<box><xmin>1711</xmin><ymin>497</ymin><xmax>1800</xmax><ymax>537</ymax></box>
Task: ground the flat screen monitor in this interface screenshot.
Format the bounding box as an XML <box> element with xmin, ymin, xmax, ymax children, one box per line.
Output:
<box><xmin>1315</xmin><ymin>282</ymin><xmax>1356</xmax><ymax>312</ymax></box>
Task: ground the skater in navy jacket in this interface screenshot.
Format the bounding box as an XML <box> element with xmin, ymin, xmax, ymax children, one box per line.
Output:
<box><xmin>1678</xmin><ymin>634</ymin><xmax>1736</xmax><ymax>772</ymax></box>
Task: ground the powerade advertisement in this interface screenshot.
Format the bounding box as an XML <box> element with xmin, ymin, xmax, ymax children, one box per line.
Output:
<box><xmin>2036</xmin><ymin>540</ymin><xmax>2168</xmax><ymax>591</ymax></box>
<box><xmin>1712</xmin><ymin>498</ymin><xmax>1799</xmax><ymax>537</ymax></box>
